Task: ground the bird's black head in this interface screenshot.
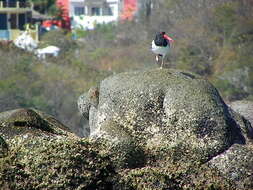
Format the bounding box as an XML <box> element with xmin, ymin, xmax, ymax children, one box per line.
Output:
<box><xmin>155</xmin><ymin>31</ymin><xmax>166</xmax><ymax>38</ymax></box>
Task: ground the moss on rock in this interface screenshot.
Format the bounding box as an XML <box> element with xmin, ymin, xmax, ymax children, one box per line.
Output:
<box><xmin>82</xmin><ymin>69</ymin><xmax>251</xmax><ymax>168</ymax></box>
<box><xmin>0</xmin><ymin>108</ymin><xmax>73</xmax><ymax>141</ymax></box>
<box><xmin>0</xmin><ymin>136</ymin><xmax>116</xmax><ymax>190</ymax></box>
<box><xmin>1</xmin><ymin>69</ymin><xmax>253</xmax><ymax>189</ymax></box>
<box><xmin>78</xmin><ymin>68</ymin><xmax>253</xmax><ymax>189</ymax></box>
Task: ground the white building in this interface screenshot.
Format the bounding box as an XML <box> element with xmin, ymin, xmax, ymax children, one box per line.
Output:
<box><xmin>70</xmin><ymin>0</ymin><xmax>122</xmax><ymax>30</ymax></box>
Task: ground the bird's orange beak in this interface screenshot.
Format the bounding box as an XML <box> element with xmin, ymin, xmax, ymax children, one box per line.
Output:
<box><xmin>164</xmin><ymin>34</ymin><xmax>174</xmax><ymax>43</ymax></box>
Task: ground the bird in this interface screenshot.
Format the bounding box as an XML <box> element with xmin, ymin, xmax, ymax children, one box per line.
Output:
<box><xmin>151</xmin><ymin>32</ymin><xmax>174</xmax><ymax>68</ymax></box>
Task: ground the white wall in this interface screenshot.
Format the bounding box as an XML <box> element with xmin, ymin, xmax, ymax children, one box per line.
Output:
<box><xmin>108</xmin><ymin>2</ymin><xmax>119</xmax><ymax>18</ymax></box>
<box><xmin>70</xmin><ymin>0</ymin><xmax>84</xmax><ymax>17</ymax></box>
<box><xmin>71</xmin><ymin>15</ymin><xmax>117</xmax><ymax>30</ymax></box>
<box><xmin>70</xmin><ymin>0</ymin><xmax>120</xmax><ymax>30</ymax></box>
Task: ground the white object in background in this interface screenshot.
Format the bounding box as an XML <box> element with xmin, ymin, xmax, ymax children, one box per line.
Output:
<box><xmin>35</xmin><ymin>46</ymin><xmax>60</xmax><ymax>59</ymax></box>
<box><xmin>14</xmin><ymin>31</ymin><xmax>38</xmax><ymax>52</ymax></box>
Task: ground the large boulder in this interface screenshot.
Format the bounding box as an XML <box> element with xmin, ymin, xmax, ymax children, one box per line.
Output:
<box><xmin>1</xmin><ymin>68</ymin><xmax>253</xmax><ymax>189</ymax></box>
<box><xmin>0</xmin><ymin>108</ymin><xmax>116</xmax><ymax>189</ymax></box>
<box><xmin>0</xmin><ymin>108</ymin><xmax>73</xmax><ymax>141</ymax></box>
<box><xmin>78</xmin><ymin>68</ymin><xmax>253</xmax><ymax>189</ymax></box>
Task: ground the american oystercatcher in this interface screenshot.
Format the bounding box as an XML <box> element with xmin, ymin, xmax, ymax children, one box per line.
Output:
<box><xmin>151</xmin><ymin>32</ymin><xmax>174</xmax><ymax>68</ymax></box>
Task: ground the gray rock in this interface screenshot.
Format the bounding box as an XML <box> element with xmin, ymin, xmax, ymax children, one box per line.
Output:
<box><xmin>230</xmin><ymin>100</ymin><xmax>253</xmax><ymax>125</ymax></box>
<box><xmin>78</xmin><ymin>68</ymin><xmax>253</xmax><ymax>189</ymax></box>
<box><xmin>0</xmin><ymin>109</ymin><xmax>114</xmax><ymax>189</ymax></box>
<box><xmin>77</xmin><ymin>86</ymin><xmax>99</xmax><ymax>135</ymax></box>
<box><xmin>0</xmin><ymin>108</ymin><xmax>74</xmax><ymax>141</ymax></box>
<box><xmin>208</xmin><ymin>143</ymin><xmax>253</xmax><ymax>189</ymax></box>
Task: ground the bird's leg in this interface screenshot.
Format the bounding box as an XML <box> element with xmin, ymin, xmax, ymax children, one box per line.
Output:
<box><xmin>160</xmin><ymin>56</ymin><xmax>164</xmax><ymax>69</ymax></box>
<box><xmin>155</xmin><ymin>55</ymin><xmax>159</xmax><ymax>62</ymax></box>
<box><xmin>155</xmin><ymin>55</ymin><xmax>162</xmax><ymax>67</ymax></box>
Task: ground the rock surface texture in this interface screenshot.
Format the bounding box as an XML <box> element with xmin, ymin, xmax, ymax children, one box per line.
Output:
<box><xmin>1</xmin><ymin>69</ymin><xmax>253</xmax><ymax>189</ymax></box>
<box><xmin>230</xmin><ymin>100</ymin><xmax>253</xmax><ymax>125</ymax></box>
<box><xmin>0</xmin><ymin>108</ymin><xmax>115</xmax><ymax>189</ymax></box>
<box><xmin>78</xmin><ymin>69</ymin><xmax>253</xmax><ymax>189</ymax></box>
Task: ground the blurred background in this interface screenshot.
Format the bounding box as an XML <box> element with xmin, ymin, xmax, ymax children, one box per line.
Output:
<box><xmin>0</xmin><ymin>0</ymin><xmax>252</xmax><ymax>136</ymax></box>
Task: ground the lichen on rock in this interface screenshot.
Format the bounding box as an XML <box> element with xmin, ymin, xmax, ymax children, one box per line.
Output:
<box><xmin>0</xmin><ymin>108</ymin><xmax>72</xmax><ymax>141</ymax></box>
<box><xmin>0</xmin><ymin>136</ymin><xmax>116</xmax><ymax>189</ymax></box>
<box><xmin>0</xmin><ymin>109</ymin><xmax>116</xmax><ymax>189</ymax></box>
<box><xmin>78</xmin><ymin>68</ymin><xmax>253</xmax><ymax>189</ymax></box>
<box><xmin>1</xmin><ymin>68</ymin><xmax>253</xmax><ymax>189</ymax></box>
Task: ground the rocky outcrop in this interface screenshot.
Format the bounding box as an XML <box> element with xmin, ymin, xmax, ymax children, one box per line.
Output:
<box><xmin>1</xmin><ymin>69</ymin><xmax>253</xmax><ymax>189</ymax></box>
<box><xmin>78</xmin><ymin>68</ymin><xmax>253</xmax><ymax>189</ymax></box>
<box><xmin>0</xmin><ymin>108</ymin><xmax>73</xmax><ymax>140</ymax></box>
<box><xmin>0</xmin><ymin>108</ymin><xmax>116</xmax><ymax>189</ymax></box>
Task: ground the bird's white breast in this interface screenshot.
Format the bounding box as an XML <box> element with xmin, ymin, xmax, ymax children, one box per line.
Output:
<box><xmin>151</xmin><ymin>40</ymin><xmax>170</xmax><ymax>56</ymax></box>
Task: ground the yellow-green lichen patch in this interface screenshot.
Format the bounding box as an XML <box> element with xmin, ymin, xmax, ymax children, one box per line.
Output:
<box><xmin>0</xmin><ymin>136</ymin><xmax>116</xmax><ymax>189</ymax></box>
<box><xmin>117</xmin><ymin>164</ymin><xmax>236</xmax><ymax>190</ymax></box>
<box><xmin>118</xmin><ymin>167</ymin><xmax>183</xmax><ymax>190</ymax></box>
<box><xmin>0</xmin><ymin>108</ymin><xmax>73</xmax><ymax>141</ymax></box>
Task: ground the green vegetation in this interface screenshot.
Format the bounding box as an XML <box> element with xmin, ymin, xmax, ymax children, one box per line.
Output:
<box><xmin>0</xmin><ymin>36</ymin><xmax>110</xmax><ymax>136</ymax></box>
<box><xmin>0</xmin><ymin>0</ymin><xmax>253</xmax><ymax>136</ymax></box>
